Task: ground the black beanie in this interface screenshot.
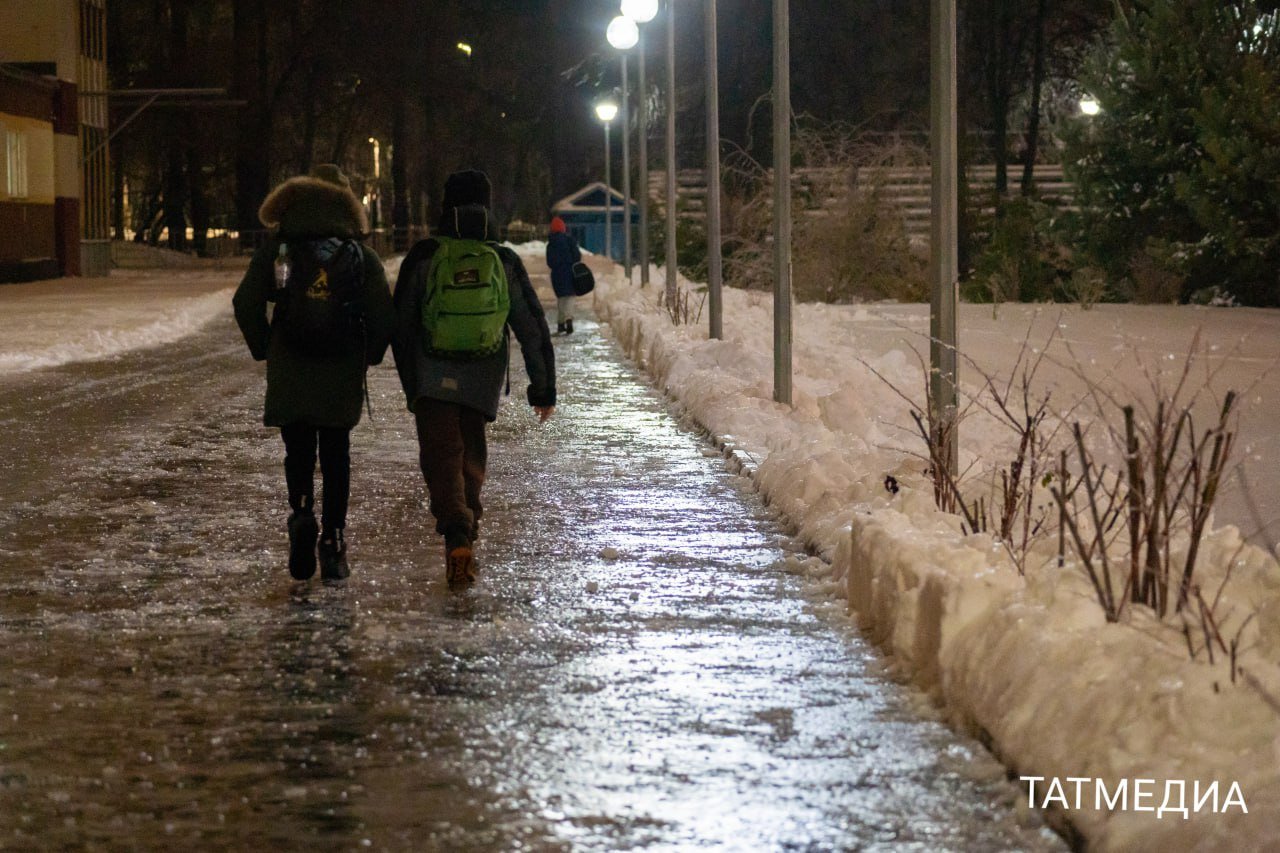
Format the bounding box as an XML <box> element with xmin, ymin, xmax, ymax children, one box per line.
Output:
<box><xmin>442</xmin><ymin>169</ymin><xmax>492</xmax><ymax>211</ymax></box>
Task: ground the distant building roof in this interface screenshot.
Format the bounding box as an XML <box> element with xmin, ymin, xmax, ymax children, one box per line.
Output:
<box><xmin>551</xmin><ymin>181</ymin><xmax>635</xmax><ymax>215</ymax></box>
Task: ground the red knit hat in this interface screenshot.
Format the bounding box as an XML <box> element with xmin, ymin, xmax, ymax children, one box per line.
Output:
<box><xmin>549</xmin><ymin>216</ymin><xmax>566</xmax><ymax>233</ymax></box>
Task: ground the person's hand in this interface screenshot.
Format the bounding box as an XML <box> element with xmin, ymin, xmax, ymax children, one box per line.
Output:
<box><xmin>534</xmin><ymin>405</ymin><xmax>555</xmax><ymax>422</ymax></box>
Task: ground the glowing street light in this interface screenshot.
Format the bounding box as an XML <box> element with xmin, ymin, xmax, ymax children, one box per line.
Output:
<box><xmin>457</xmin><ymin>42</ymin><xmax>473</xmax><ymax>57</ymax></box>
<box><xmin>606</xmin><ymin>15</ymin><xmax>638</xmax><ymax>50</ymax></box>
<box><xmin>621</xmin><ymin>0</ymin><xmax>657</xmax><ymax>22</ymax></box>
<box><xmin>595</xmin><ymin>100</ymin><xmax>619</xmax><ymax>261</ymax></box>
<box><xmin>1080</xmin><ymin>95</ymin><xmax>1101</xmax><ymax>116</ymax></box>
<box><xmin>607</xmin><ymin>15</ymin><xmax>639</xmax><ymax>277</ymax></box>
<box><xmin>594</xmin><ymin>100</ymin><xmax>618</xmax><ymax>123</ymax></box>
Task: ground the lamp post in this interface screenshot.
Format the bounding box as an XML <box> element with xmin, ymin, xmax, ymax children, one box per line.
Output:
<box><xmin>772</xmin><ymin>0</ymin><xmax>792</xmax><ymax>406</ymax></box>
<box><xmin>595</xmin><ymin>100</ymin><xmax>618</xmax><ymax>261</ymax></box>
<box><xmin>607</xmin><ymin>15</ymin><xmax>639</xmax><ymax>279</ymax></box>
<box><xmin>663</xmin><ymin>0</ymin><xmax>678</xmax><ymax>311</ymax></box>
<box><xmin>929</xmin><ymin>0</ymin><xmax>959</xmax><ymax>476</ymax></box>
<box><xmin>621</xmin><ymin>0</ymin><xmax>658</xmax><ymax>286</ymax></box>
<box><xmin>705</xmin><ymin>0</ymin><xmax>723</xmax><ymax>339</ymax></box>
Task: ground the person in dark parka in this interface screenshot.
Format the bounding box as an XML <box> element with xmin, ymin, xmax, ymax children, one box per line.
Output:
<box><xmin>544</xmin><ymin>215</ymin><xmax>581</xmax><ymax>334</ymax></box>
<box><xmin>233</xmin><ymin>164</ymin><xmax>394</xmax><ymax>581</ymax></box>
<box><xmin>392</xmin><ymin>169</ymin><xmax>556</xmax><ymax>585</ymax></box>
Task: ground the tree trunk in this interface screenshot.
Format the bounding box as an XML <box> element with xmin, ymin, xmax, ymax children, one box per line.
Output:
<box><xmin>160</xmin><ymin>0</ymin><xmax>189</xmax><ymax>250</ymax></box>
<box><xmin>187</xmin><ymin>143</ymin><xmax>209</xmax><ymax>256</ymax></box>
<box><xmin>392</xmin><ymin>89</ymin><xmax>409</xmax><ymax>250</ymax></box>
<box><xmin>1020</xmin><ymin>0</ymin><xmax>1049</xmax><ymax>195</ymax></box>
<box><xmin>298</xmin><ymin>68</ymin><xmax>319</xmax><ymax>174</ymax></box>
<box><xmin>992</xmin><ymin>98</ymin><xmax>1009</xmax><ymax>197</ymax></box>
<box><xmin>990</xmin><ymin>0</ymin><xmax>1013</xmax><ymax>197</ymax></box>
<box><xmin>111</xmin><ymin>136</ymin><xmax>126</xmax><ymax>240</ymax></box>
<box><xmin>163</xmin><ymin>131</ymin><xmax>187</xmax><ymax>251</ymax></box>
<box><xmin>233</xmin><ymin>0</ymin><xmax>271</xmax><ymax>247</ymax></box>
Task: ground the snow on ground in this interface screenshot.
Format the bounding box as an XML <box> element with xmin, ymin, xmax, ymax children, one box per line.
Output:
<box><xmin>5</xmin><ymin>249</ymin><xmax>1279</xmax><ymax>849</ymax></box>
<box><xmin>0</xmin><ymin>271</ymin><xmax>233</xmax><ymax>373</ymax></box>
<box><xmin>538</xmin><ymin>244</ymin><xmax>1280</xmax><ymax>852</ymax></box>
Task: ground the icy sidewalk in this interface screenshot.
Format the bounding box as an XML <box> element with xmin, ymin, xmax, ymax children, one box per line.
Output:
<box><xmin>585</xmin><ymin>256</ymin><xmax>1280</xmax><ymax>851</ymax></box>
<box><xmin>0</xmin><ymin>269</ymin><xmax>236</xmax><ymax>374</ymax></box>
<box><xmin>0</xmin><ymin>266</ymin><xmax>1063</xmax><ymax>849</ymax></box>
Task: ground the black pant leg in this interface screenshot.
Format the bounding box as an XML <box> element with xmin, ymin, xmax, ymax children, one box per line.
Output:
<box><xmin>280</xmin><ymin>423</ymin><xmax>317</xmax><ymax>513</ymax></box>
<box><xmin>316</xmin><ymin>427</ymin><xmax>351</xmax><ymax>532</ymax></box>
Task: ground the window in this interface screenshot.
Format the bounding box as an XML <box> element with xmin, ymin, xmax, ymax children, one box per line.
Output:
<box><xmin>79</xmin><ymin>0</ymin><xmax>106</xmax><ymax>61</ymax></box>
<box><xmin>6</xmin><ymin>130</ymin><xmax>28</xmax><ymax>199</ymax></box>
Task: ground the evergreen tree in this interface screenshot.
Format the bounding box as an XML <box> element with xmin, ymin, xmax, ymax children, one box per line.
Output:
<box><xmin>1064</xmin><ymin>0</ymin><xmax>1280</xmax><ymax>305</ymax></box>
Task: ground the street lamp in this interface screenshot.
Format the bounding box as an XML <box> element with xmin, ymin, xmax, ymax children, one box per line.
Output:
<box><xmin>662</xmin><ymin>0</ymin><xmax>679</xmax><ymax>312</ymax></box>
<box><xmin>607</xmin><ymin>15</ymin><xmax>638</xmax><ymax>279</ymax></box>
<box><xmin>1079</xmin><ymin>95</ymin><xmax>1101</xmax><ymax>116</ymax></box>
<box><xmin>929</xmin><ymin>0</ymin><xmax>959</xmax><ymax>475</ymax></box>
<box><xmin>773</xmin><ymin>0</ymin><xmax>792</xmax><ymax>405</ymax></box>
<box><xmin>622</xmin><ymin>0</ymin><xmax>658</xmax><ymax>287</ymax></box>
<box><xmin>705</xmin><ymin>0</ymin><xmax>723</xmax><ymax>339</ymax></box>
<box><xmin>595</xmin><ymin>99</ymin><xmax>619</xmax><ymax>261</ymax></box>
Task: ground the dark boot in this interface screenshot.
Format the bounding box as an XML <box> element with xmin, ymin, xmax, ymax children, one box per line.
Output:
<box><xmin>444</xmin><ymin>526</ymin><xmax>477</xmax><ymax>587</ymax></box>
<box><xmin>565</xmin><ymin>318</ymin><xmax>574</xmax><ymax>334</ymax></box>
<box><xmin>287</xmin><ymin>510</ymin><xmax>318</xmax><ymax>580</ymax></box>
<box><xmin>556</xmin><ymin>321</ymin><xmax>566</xmax><ymax>335</ymax></box>
<box><xmin>319</xmin><ymin>528</ymin><xmax>349</xmax><ymax>580</ymax></box>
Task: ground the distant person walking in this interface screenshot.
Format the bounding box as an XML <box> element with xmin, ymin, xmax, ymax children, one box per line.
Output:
<box><xmin>392</xmin><ymin>169</ymin><xmax>557</xmax><ymax>586</ymax></box>
<box><xmin>545</xmin><ymin>216</ymin><xmax>581</xmax><ymax>334</ymax></box>
<box><xmin>233</xmin><ymin>164</ymin><xmax>394</xmax><ymax>581</ymax></box>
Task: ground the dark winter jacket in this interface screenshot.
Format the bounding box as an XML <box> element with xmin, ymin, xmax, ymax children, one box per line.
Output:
<box><xmin>545</xmin><ymin>231</ymin><xmax>582</xmax><ymax>298</ymax></box>
<box><xmin>233</xmin><ymin>175</ymin><xmax>394</xmax><ymax>429</ymax></box>
<box><xmin>392</xmin><ymin>204</ymin><xmax>556</xmax><ymax>421</ymax></box>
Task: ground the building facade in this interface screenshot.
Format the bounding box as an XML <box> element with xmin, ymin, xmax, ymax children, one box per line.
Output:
<box><xmin>0</xmin><ymin>0</ymin><xmax>110</xmax><ymax>281</ymax></box>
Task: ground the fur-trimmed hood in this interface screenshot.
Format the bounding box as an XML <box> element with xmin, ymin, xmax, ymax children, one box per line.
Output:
<box><xmin>258</xmin><ymin>175</ymin><xmax>369</xmax><ymax>238</ymax></box>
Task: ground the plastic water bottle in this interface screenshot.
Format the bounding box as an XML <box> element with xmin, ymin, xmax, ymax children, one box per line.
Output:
<box><xmin>273</xmin><ymin>244</ymin><xmax>290</xmax><ymax>291</ymax></box>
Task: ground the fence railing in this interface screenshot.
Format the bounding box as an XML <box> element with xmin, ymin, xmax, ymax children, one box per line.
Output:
<box><xmin>649</xmin><ymin>164</ymin><xmax>1075</xmax><ymax>238</ymax></box>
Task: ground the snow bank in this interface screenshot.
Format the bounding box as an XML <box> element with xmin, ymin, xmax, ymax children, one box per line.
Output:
<box><xmin>0</xmin><ymin>277</ymin><xmax>233</xmax><ymax>374</ymax></box>
<box><xmin>567</xmin><ymin>250</ymin><xmax>1280</xmax><ymax>852</ymax></box>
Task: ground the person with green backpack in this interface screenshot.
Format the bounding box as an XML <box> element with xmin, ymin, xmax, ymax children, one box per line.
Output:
<box><xmin>392</xmin><ymin>169</ymin><xmax>556</xmax><ymax>586</ymax></box>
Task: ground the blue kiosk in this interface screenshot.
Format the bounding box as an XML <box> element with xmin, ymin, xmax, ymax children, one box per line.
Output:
<box><xmin>550</xmin><ymin>182</ymin><xmax>638</xmax><ymax>263</ymax></box>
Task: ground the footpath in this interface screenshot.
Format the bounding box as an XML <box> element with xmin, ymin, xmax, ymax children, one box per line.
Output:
<box><xmin>0</xmin><ymin>249</ymin><xmax>1060</xmax><ymax>849</ymax></box>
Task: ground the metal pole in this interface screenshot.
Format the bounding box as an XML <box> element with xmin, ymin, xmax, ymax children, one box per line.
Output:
<box><xmin>604</xmin><ymin>121</ymin><xmax>613</xmax><ymax>261</ymax></box>
<box><xmin>621</xmin><ymin>54</ymin><xmax>633</xmax><ymax>280</ymax></box>
<box><xmin>705</xmin><ymin>0</ymin><xmax>723</xmax><ymax>340</ymax></box>
<box><xmin>637</xmin><ymin>32</ymin><xmax>650</xmax><ymax>285</ymax></box>
<box><xmin>772</xmin><ymin>0</ymin><xmax>792</xmax><ymax>406</ymax></box>
<box><xmin>664</xmin><ymin>0</ymin><xmax>679</xmax><ymax>310</ymax></box>
<box><xmin>930</xmin><ymin>0</ymin><xmax>959</xmax><ymax>474</ymax></box>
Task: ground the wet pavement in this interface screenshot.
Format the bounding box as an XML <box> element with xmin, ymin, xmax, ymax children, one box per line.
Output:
<box><xmin>0</xmin><ymin>263</ymin><xmax>1064</xmax><ymax>850</ymax></box>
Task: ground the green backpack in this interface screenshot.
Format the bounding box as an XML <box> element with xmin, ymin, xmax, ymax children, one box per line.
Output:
<box><xmin>420</xmin><ymin>237</ymin><xmax>510</xmax><ymax>358</ymax></box>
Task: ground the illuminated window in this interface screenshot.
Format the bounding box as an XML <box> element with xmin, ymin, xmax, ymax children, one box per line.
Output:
<box><xmin>6</xmin><ymin>130</ymin><xmax>28</xmax><ymax>199</ymax></box>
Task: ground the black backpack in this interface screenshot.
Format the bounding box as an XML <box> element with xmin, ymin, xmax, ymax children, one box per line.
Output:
<box><xmin>271</xmin><ymin>237</ymin><xmax>366</xmax><ymax>358</ymax></box>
